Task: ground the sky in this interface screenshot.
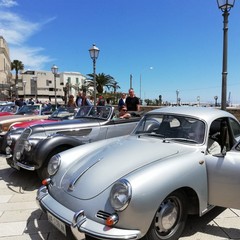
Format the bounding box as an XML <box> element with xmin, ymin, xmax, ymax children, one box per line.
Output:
<box><xmin>0</xmin><ymin>0</ymin><xmax>240</xmax><ymax>105</ymax></box>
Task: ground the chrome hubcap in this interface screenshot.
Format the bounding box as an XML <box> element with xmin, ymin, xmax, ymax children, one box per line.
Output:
<box><xmin>155</xmin><ymin>198</ymin><xmax>179</xmax><ymax>233</ymax></box>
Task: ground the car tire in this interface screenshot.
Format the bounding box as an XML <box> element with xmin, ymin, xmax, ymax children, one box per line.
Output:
<box><xmin>144</xmin><ymin>190</ymin><xmax>187</xmax><ymax>240</ymax></box>
<box><xmin>37</xmin><ymin>146</ymin><xmax>70</xmax><ymax>180</ymax></box>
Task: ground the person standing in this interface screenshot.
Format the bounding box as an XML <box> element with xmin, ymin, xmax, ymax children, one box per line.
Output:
<box><xmin>75</xmin><ymin>91</ymin><xmax>82</xmax><ymax>107</ymax></box>
<box><xmin>75</xmin><ymin>91</ymin><xmax>92</xmax><ymax>107</ymax></box>
<box><xmin>126</xmin><ymin>88</ymin><xmax>140</xmax><ymax>111</ymax></box>
<box><xmin>67</xmin><ymin>95</ymin><xmax>77</xmax><ymax>108</ymax></box>
<box><xmin>118</xmin><ymin>93</ymin><xmax>126</xmax><ymax>110</ymax></box>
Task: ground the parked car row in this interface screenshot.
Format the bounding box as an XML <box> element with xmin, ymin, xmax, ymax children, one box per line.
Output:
<box><xmin>3</xmin><ymin>106</ymin><xmax>240</xmax><ymax>240</ymax></box>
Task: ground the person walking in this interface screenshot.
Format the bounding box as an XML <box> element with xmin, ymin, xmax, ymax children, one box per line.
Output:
<box><xmin>126</xmin><ymin>88</ymin><xmax>140</xmax><ymax>111</ymax></box>
<box><xmin>75</xmin><ymin>91</ymin><xmax>92</xmax><ymax>107</ymax></box>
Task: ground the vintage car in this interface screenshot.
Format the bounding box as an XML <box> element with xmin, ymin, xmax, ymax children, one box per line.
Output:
<box><xmin>0</xmin><ymin>102</ymin><xmax>19</xmax><ymax>116</ymax></box>
<box><xmin>0</xmin><ymin>106</ymin><xmax>77</xmax><ymax>154</ymax></box>
<box><xmin>6</xmin><ymin>105</ymin><xmax>142</xmax><ymax>179</ymax></box>
<box><xmin>37</xmin><ymin>106</ymin><xmax>240</xmax><ymax>240</ymax></box>
<box><xmin>0</xmin><ymin>104</ymin><xmax>56</xmax><ymax>147</ymax></box>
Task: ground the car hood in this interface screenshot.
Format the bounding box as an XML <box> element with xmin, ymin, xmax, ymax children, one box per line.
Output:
<box><xmin>12</xmin><ymin>119</ymin><xmax>57</xmax><ymax>128</ymax></box>
<box><xmin>60</xmin><ymin>135</ymin><xmax>193</xmax><ymax>199</ymax></box>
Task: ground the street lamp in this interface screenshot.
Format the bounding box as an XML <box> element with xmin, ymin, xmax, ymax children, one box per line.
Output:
<box><xmin>214</xmin><ymin>95</ymin><xmax>218</xmax><ymax>107</ymax></box>
<box><xmin>140</xmin><ymin>67</ymin><xmax>153</xmax><ymax>102</ymax></box>
<box><xmin>16</xmin><ymin>84</ymin><xmax>18</xmax><ymax>98</ymax></box>
<box><xmin>10</xmin><ymin>86</ymin><xmax>13</xmax><ymax>101</ymax></box>
<box><xmin>197</xmin><ymin>96</ymin><xmax>200</xmax><ymax>106</ymax></box>
<box><xmin>23</xmin><ymin>80</ymin><xmax>27</xmax><ymax>99</ymax></box>
<box><xmin>176</xmin><ymin>89</ymin><xmax>179</xmax><ymax>106</ymax></box>
<box><xmin>32</xmin><ymin>76</ymin><xmax>37</xmax><ymax>101</ymax></box>
<box><xmin>51</xmin><ymin>64</ymin><xmax>58</xmax><ymax>107</ymax></box>
<box><xmin>89</xmin><ymin>44</ymin><xmax>100</xmax><ymax>107</ymax></box>
<box><xmin>217</xmin><ymin>0</ymin><xmax>235</xmax><ymax>110</ymax></box>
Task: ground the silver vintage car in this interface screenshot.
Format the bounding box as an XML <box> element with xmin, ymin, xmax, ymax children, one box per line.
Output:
<box><xmin>37</xmin><ymin>106</ymin><xmax>240</xmax><ymax>240</ymax></box>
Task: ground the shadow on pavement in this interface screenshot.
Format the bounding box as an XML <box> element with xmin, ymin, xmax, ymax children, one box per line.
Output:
<box><xmin>24</xmin><ymin>209</ymin><xmax>82</xmax><ymax>240</ymax></box>
<box><xmin>0</xmin><ymin>165</ymin><xmax>41</xmax><ymax>193</ymax></box>
<box><xmin>181</xmin><ymin>207</ymin><xmax>240</xmax><ymax>239</ymax></box>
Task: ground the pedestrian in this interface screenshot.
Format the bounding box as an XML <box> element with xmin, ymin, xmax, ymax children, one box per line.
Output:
<box><xmin>76</xmin><ymin>91</ymin><xmax>92</xmax><ymax>107</ymax></box>
<box><xmin>118</xmin><ymin>93</ymin><xmax>127</xmax><ymax>110</ymax></box>
<box><xmin>67</xmin><ymin>95</ymin><xmax>77</xmax><ymax>108</ymax></box>
<box><xmin>126</xmin><ymin>88</ymin><xmax>140</xmax><ymax>111</ymax></box>
<box><xmin>75</xmin><ymin>91</ymin><xmax>82</xmax><ymax>107</ymax></box>
<box><xmin>97</xmin><ymin>95</ymin><xmax>105</xmax><ymax>106</ymax></box>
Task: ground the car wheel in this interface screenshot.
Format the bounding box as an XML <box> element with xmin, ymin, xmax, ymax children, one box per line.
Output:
<box><xmin>37</xmin><ymin>146</ymin><xmax>70</xmax><ymax>180</ymax></box>
<box><xmin>144</xmin><ymin>191</ymin><xmax>187</xmax><ymax>240</ymax></box>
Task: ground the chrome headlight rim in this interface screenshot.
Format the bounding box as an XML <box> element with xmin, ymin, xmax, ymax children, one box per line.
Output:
<box><xmin>24</xmin><ymin>140</ymin><xmax>32</xmax><ymax>152</ymax></box>
<box><xmin>6</xmin><ymin>134</ymin><xmax>13</xmax><ymax>146</ymax></box>
<box><xmin>110</xmin><ymin>179</ymin><xmax>132</xmax><ymax>212</ymax></box>
<box><xmin>48</xmin><ymin>154</ymin><xmax>61</xmax><ymax>176</ymax></box>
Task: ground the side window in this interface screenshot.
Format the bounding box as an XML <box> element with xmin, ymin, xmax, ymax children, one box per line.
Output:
<box><xmin>229</xmin><ymin>118</ymin><xmax>240</xmax><ymax>139</ymax></box>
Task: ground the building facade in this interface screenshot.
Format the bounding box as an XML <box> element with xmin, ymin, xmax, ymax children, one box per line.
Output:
<box><xmin>0</xmin><ymin>36</ymin><xmax>12</xmax><ymax>100</ymax></box>
<box><xmin>17</xmin><ymin>70</ymin><xmax>86</xmax><ymax>104</ymax></box>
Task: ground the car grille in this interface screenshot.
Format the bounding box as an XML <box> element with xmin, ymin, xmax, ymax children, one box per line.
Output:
<box><xmin>13</xmin><ymin>128</ymin><xmax>32</xmax><ymax>160</ymax></box>
<box><xmin>96</xmin><ymin>210</ymin><xmax>112</xmax><ymax>220</ymax></box>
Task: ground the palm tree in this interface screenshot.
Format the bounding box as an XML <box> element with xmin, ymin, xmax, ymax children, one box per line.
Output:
<box><xmin>86</xmin><ymin>73</ymin><xmax>120</xmax><ymax>94</ymax></box>
<box><xmin>11</xmin><ymin>60</ymin><xmax>24</xmax><ymax>85</ymax></box>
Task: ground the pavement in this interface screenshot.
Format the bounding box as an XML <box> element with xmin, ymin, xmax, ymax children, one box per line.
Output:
<box><xmin>1</xmin><ymin>155</ymin><xmax>240</xmax><ymax>240</ymax></box>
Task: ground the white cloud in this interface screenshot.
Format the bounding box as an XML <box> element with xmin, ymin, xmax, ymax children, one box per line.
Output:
<box><xmin>0</xmin><ymin>5</ymin><xmax>55</xmax><ymax>70</ymax></box>
<box><xmin>11</xmin><ymin>46</ymin><xmax>53</xmax><ymax>70</ymax></box>
<box><xmin>0</xmin><ymin>0</ymin><xmax>18</xmax><ymax>7</ymax></box>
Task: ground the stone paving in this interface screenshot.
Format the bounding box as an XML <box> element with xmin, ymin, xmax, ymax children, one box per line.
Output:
<box><xmin>1</xmin><ymin>155</ymin><xmax>240</xmax><ymax>240</ymax></box>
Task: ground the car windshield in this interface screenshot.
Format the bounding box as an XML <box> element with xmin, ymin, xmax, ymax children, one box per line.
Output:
<box><xmin>16</xmin><ymin>105</ymin><xmax>41</xmax><ymax>115</ymax></box>
<box><xmin>0</xmin><ymin>104</ymin><xmax>18</xmax><ymax>113</ymax></box>
<box><xmin>49</xmin><ymin>106</ymin><xmax>77</xmax><ymax>119</ymax></box>
<box><xmin>134</xmin><ymin>113</ymin><xmax>205</xmax><ymax>144</ymax></box>
<box><xmin>75</xmin><ymin>106</ymin><xmax>112</xmax><ymax>120</ymax></box>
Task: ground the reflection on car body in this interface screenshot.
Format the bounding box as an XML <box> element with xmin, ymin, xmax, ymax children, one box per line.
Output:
<box><xmin>37</xmin><ymin>106</ymin><xmax>240</xmax><ymax>240</ymax></box>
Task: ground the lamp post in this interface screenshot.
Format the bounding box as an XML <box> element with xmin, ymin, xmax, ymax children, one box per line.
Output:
<box><xmin>89</xmin><ymin>44</ymin><xmax>100</xmax><ymax>107</ymax></box>
<box><xmin>51</xmin><ymin>64</ymin><xmax>58</xmax><ymax>107</ymax></box>
<box><xmin>23</xmin><ymin>80</ymin><xmax>26</xmax><ymax>99</ymax></box>
<box><xmin>217</xmin><ymin>0</ymin><xmax>235</xmax><ymax>110</ymax></box>
<box><xmin>140</xmin><ymin>67</ymin><xmax>153</xmax><ymax>103</ymax></box>
<box><xmin>16</xmin><ymin>84</ymin><xmax>18</xmax><ymax>98</ymax></box>
<box><xmin>176</xmin><ymin>89</ymin><xmax>179</xmax><ymax>106</ymax></box>
<box><xmin>32</xmin><ymin>76</ymin><xmax>37</xmax><ymax>101</ymax></box>
<box><xmin>214</xmin><ymin>95</ymin><xmax>218</xmax><ymax>107</ymax></box>
<box><xmin>197</xmin><ymin>96</ymin><xmax>200</xmax><ymax>106</ymax></box>
<box><xmin>10</xmin><ymin>86</ymin><xmax>13</xmax><ymax>101</ymax></box>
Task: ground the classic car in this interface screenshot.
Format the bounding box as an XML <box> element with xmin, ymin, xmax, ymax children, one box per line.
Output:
<box><xmin>0</xmin><ymin>106</ymin><xmax>77</xmax><ymax>154</ymax></box>
<box><xmin>37</xmin><ymin>106</ymin><xmax>240</xmax><ymax>240</ymax></box>
<box><xmin>0</xmin><ymin>102</ymin><xmax>19</xmax><ymax>116</ymax></box>
<box><xmin>0</xmin><ymin>104</ymin><xmax>56</xmax><ymax>146</ymax></box>
<box><xmin>6</xmin><ymin>105</ymin><xmax>142</xmax><ymax>179</ymax></box>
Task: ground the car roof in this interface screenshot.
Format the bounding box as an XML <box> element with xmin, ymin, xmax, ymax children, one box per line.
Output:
<box><xmin>147</xmin><ymin>106</ymin><xmax>237</xmax><ymax>123</ymax></box>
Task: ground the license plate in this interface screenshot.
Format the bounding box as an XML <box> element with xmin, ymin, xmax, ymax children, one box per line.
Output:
<box><xmin>47</xmin><ymin>212</ymin><xmax>67</xmax><ymax>236</ymax></box>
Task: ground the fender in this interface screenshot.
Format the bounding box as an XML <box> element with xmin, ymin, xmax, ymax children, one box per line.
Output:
<box><xmin>34</xmin><ymin>134</ymin><xmax>83</xmax><ymax>169</ymax></box>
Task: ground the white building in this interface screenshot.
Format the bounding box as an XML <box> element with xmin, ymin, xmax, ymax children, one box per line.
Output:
<box><xmin>17</xmin><ymin>70</ymin><xmax>87</xmax><ymax>104</ymax></box>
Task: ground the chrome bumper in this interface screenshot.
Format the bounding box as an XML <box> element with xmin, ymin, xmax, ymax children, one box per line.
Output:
<box><xmin>37</xmin><ymin>186</ymin><xmax>141</xmax><ymax>240</ymax></box>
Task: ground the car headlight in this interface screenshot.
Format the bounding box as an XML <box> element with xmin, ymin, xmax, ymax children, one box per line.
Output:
<box><xmin>48</xmin><ymin>154</ymin><xmax>61</xmax><ymax>176</ymax></box>
<box><xmin>6</xmin><ymin>135</ymin><xmax>13</xmax><ymax>146</ymax></box>
<box><xmin>24</xmin><ymin>140</ymin><xmax>32</xmax><ymax>152</ymax></box>
<box><xmin>110</xmin><ymin>179</ymin><xmax>131</xmax><ymax>211</ymax></box>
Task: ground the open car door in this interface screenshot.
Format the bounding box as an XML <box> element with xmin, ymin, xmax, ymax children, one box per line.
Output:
<box><xmin>206</xmin><ymin>141</ymin><xmax>240</xmax><ymax>209</ymax></box>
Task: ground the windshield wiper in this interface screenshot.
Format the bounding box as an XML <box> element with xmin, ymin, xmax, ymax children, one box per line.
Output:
<box><xmin>163</xmin><ymin>138</ymin><xmax>198</xmax><ymax>144</ymax></box>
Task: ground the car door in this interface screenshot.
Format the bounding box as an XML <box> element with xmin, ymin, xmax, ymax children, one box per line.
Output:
<box><xmin>206</xmin><ymin>145</ymin><xmax>240</xmax><ymax>209</ymax></box>
<box><xmin>206</xmin><ymin>117</ymin><xmax>240</xmax><ymax>209</ymax></box>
